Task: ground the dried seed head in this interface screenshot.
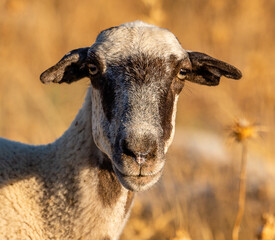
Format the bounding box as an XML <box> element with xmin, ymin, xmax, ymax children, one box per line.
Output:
<box><xmin>229</xmin><ymin>118</ymin><xmax>263</xmax><ymax>142</ymax></box>
<box><xmin>257</xmin><ymin>213</ymin><xmax>275</xmax><ymax>240</ymax></box>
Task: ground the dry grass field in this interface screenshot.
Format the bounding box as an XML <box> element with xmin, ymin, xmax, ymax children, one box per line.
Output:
<box><xmin>1</xmin><ymin>0</ymin><xmax>275</xmax><ymax>239</ymax></box>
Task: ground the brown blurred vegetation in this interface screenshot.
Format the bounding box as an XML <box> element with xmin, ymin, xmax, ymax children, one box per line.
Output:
<box><xmin>1</xmin><ymin>0</ymin><xmax>275</xmax><ymax>239</ymax></box>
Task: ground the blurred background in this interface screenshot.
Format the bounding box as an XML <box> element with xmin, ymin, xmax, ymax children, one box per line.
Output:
<box><xmin>0</xmin><ymin>0</ymin><xmax>275</xmax><ymax>239</ymax></box>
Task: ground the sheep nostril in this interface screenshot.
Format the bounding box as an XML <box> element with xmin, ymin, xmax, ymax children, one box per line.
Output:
<box><xmin>121</xmin><ymin>140</ymin><xmax>136</xmax><ymax>159</ymax></box>
<box><xmin>120</xmin><ymin>139</ymin><xmax>153</xmax><ymax>165</ymax></box>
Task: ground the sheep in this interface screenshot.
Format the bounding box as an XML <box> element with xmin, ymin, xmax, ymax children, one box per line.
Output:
<box><xmin>0</xmin><ymin>21</ymin><xmax>242</xmax><ymax>240</ymax></box>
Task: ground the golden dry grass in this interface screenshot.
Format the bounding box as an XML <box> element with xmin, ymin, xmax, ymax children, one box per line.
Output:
<box><xmin>1</xmin><ymin>0</ymin><xmax>275</xmax><ymax>239</ymax></box>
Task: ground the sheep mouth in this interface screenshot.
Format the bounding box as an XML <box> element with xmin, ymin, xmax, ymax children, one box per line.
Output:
<box><xmin>113</xmin><ymin>164</ymin><xmax>163</xmax><ymax>192</ymax></box>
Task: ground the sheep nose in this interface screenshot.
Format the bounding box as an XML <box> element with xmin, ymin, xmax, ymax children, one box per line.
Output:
<box><xmin>120</xmin><ymin>136</ymin><xmax>157</xmax><ymax>165</ymax></box>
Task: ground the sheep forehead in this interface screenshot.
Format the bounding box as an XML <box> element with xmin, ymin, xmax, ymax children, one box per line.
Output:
<box><xmin>92</xmin><ymin>21</ymin><xmax>186</xmax><ymax>61</ymax></box>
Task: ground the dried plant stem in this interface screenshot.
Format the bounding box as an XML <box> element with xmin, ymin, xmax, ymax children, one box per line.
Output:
<box><xmin>232</xmin><ymin>141</ymin><xmax>248</xmax><ymax>240</ymax></box>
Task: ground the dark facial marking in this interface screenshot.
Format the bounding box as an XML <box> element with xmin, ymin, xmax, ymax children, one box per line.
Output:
<box><xmin>158</xmin><ymin>77</ymin><xmax>184</xmax><ymax>142</ymax></box>
<box><xmin>124</xmin><ymin>191</ymin><xmax>135</xmax><ymax>217</ymax></box>
<box><xmin>88</xmin><ymin>53</ymin><xmax>116</xmax><ymax>122</ymax></box>
<box><xmin>157</xmin><ymin>55</ymin><xmax>185</xmax><ymax>141</ymax></box>
<box><xmin>100</xmin><ymin>79</ymin><xmax>116</xmax><ymax>122</ymax></box>
<box><xmin>159</xmin><ymin>85</ymin><xmax>174</xmax><ymax>141</ymax></box>
<box><xmin>166</xmin><ymin>79</ymin><xmax>185</xmax><ymax>139</ymax></box>
<box><xmin>102</xmin><ymin>236</ymin><xmax>111</xmax><ymax>240</ymax></box>
<box><xmin>97</xmin><ymin>157</ymin><xmax>122</xmax><ymax>207</ymax></box>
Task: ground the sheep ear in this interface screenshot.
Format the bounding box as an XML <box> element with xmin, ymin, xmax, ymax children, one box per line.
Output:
<box><xmin>186</xmin><ymin>51</ymin><xmax>242</xmax><ymax>86</ymax></box>
<box><xmin>40</xmin><ymin>47</ymin><xmax>89</xmax><ymax>84</ymax></box>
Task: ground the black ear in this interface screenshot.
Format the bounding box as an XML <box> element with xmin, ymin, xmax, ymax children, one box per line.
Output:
<box><xmin>40</xmin><ymin>47</ymin><xmax>90</xmax><ymax>84</ymax></box>
<box><xmin>187</xmin><ymin>51</ymin><xmax>242</xmax><ymax>86</ymax></box>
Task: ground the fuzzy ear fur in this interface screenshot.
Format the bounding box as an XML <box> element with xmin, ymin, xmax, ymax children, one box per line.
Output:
<box><xmin>187</xmin><ymin>51</ymin><xmax>242</xmax><ymax>86</ymax></box>
<box><xmin>40</xmin><ymin>47</ymin><xmax>89</xmax><ymax>84</ymax></box>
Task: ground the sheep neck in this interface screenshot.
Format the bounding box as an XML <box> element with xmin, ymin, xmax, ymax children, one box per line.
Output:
<box><xmin>38</xmin><ymin>90</ymin><xmax>134</xmax><ymax>239</ymax></box>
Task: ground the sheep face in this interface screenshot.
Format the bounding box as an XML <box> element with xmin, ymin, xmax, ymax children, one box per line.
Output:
<box><xmin>40</xmin><ymin>21</ymin><xmax>242</xmax><ymax>192</ymax></box>
<box><xmin>87</xmin><ymin>24</ymin><xmax>190</xmax><ymax>191</ymax></box>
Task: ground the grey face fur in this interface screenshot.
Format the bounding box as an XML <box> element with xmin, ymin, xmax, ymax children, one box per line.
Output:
<box><xmin>40</xmin><ymin>21</ymin><xmax>242</xmax><ymax>192</ymax></box>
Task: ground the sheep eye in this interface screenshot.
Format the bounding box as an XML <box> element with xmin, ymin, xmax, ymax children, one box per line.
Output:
<box><xmin>88</xmin><ymin>64</ymin><xmax>99</xmax><ymax>75</ymax></box>
<box><xmin>177</xmin><ymin>68</ymin><xmax>188</xmax><ymax>80</ymax></box>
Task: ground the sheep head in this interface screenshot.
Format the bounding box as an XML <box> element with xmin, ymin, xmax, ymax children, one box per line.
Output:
<box><xmin>40</xmin><ymin>21</ymin><xmax>242</xmax><ymax>192</ymax></box>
